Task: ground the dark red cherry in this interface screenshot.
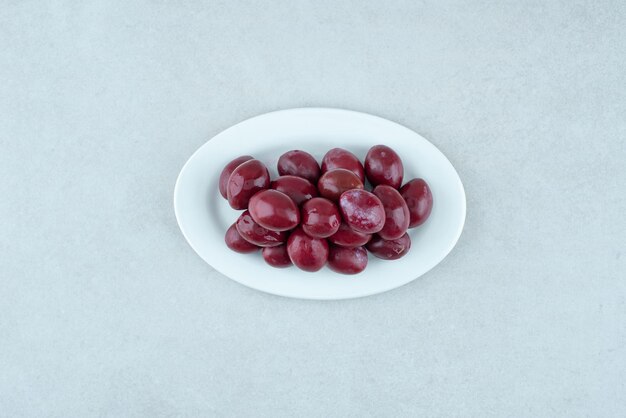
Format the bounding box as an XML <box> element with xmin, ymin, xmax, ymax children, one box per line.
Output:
<box><xmin>219</xmin><ymin>155</ymin><xmax>253</xmax><ymax>199</ymax></box>
<box><xmin>262</xmin><ymin>245</ymin><xmax>292</xmax><ymax>268</ymax></box>
<box><xmin>328</xmin><ymin>246</ymin><xmax>368</xmax><ymax>275</ymax></box>
<box><xmin>338</xmin><ymin>189</ymin><xmax>385</xmax><ymax>234</ymax></box>
<box><xmin>301</xmin><ymin>197</ymin><xmax>341</xmax><ymax>238</ymax></box>
<box><xmin>235</xmin><ymin>210</ymin><xmax>287</xmax><ymax>247</ymax></box>
<box><xmin>270</xmin><ymin>175</ymin><xmax>318</xmax><ymax>205</ymax></box>
<box><xmin>365</xmin><ymin>145</ymin><xmax>403</xmax><ymax>188</ymax></box>
<box><xmin>226</xmin><ymin>159</ymin><xmax>270</xmax><ymax>210</ymax></box>
<box><xmin>317</xmin><ymin>169</ymin><xmax>363</xmax><ymax>201</ymax></box>
<box><xmin>373</xmin><ymin>185</ymin><xmax>410</xmax><ymax>240</ymax></box>
<box><xmin>286</xmin><ymin>227</ymin><xmax>329</xmax><ymax>272</ymax></box>
<box><xmin>366</xmin><ymin>233</ymin><xmax>411</xmax><ymax>260</ymax></box>
<box><xmin>224</xmin><ymin>223</ymin><xmax>259</xmax><ymax>253</ymax></box>
<box><xmin>248</xmin><ymin>190</ymin><xmax>299</xmax><ymax>231</ymax></box>
<box><xmin>328</xmin><ymin>223</ymin><xmax>372</xmax><ymax>248</ymax></box>
<box><xmin>321</xmin><ymin>148</ymin><xmax>365</xmax><ymax>182</ymax></box>
<box><xmin>399</xmin><ymin>178</ymin><xmax>433</xmax><ymax>227</ymax></box>
<box><xmin>277</xmin><ymin>150</ymin><xmax>320</xmax><ymax>183</ymax></box>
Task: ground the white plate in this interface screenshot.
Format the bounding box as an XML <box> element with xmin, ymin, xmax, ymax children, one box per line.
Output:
<box><xmin>174</xmin><ymin>108</ymin><xmax>466</xmax><ymax>300</ymax></box>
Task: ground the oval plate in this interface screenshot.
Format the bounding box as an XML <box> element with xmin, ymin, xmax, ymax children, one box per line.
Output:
<box><xmin>175</xmin><ymin>108</ymin><xmax>466</xmax><ymax>300</ymax></box>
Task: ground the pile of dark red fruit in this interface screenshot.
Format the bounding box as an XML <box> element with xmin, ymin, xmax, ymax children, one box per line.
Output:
<box><xmin>221</xmin><ymin>146</ymin><xmax>432</xmax><ymax>275</ymax></box>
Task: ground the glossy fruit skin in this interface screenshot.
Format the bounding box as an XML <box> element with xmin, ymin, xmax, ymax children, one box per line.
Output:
<box><xmin>277</xmin><ymin>150</ymin><xmax>321</xmax><ymax>183</ymax></box>
<box><xmin>328</xmin><ymin>223</ymin><xmax>372</xmax><ymax>248</ymax></box>
<box><xmin>328</xmin><ymin>246</ymin><xmax>368</xmax><ymax>275</ymax></box>
<box><xmin>219</xmin><ymin>155</ymin><xmax>254</xmax><ymax>199</ymax></box>
<box><xmin>262</xmin><ymin>245</ymin><xmax>292</xmax><ymax>268</ymax></box>
<box><xmin>270</xmin><ymin>175</ymin><xmax>318</xmax><ymax>206</ymax></box>
<box><xmin>366</xmin><ymin>233</ymin><xmax>411</xmax><ymax>260</ymax></box>
<box><xmin>301</xmin><ymin>197</ymin><xmax>341</xmax><ymax>238</ymax></box>
<box><xmin>399</xmin><ymin>178</ymin><xmax>433</xmax><ymax>227</ymax></box>
<box><xmin>235</xmin><ymin>210</ymin><xmax>287</xmax><ymax>247</ymax></box>
<box><xmin>321</xmin><ymin>148</ymin><xmax>365</xmax><ymax>182</ymax></box>
<box><xmin>248</xmin><ymin>190</ymin><xmax>300</xmax><ymax>231</ymax></box>
<box><xmin>224</xmin><ymin>223</ymin><xmax>259</xmax><ymax>253</ymax></box>
<box><xmin>317</xmin><ymin>169</ymin><xmax>364</xmax><ymax>201</ymax></box>
<box><xmin>287</xmin><ymin>227</ymin><xmax>329</xmax><ymax>272</ymax></box>
<box><xmin>226</xmin><ymin>159</ymin><xmax>270</xmax><ymax>210</ymax></box>
<box><xmin>365</xmin><ymin>145</ymin><xmax>404</xmax><ymax>188</ymax></box>
<box><xmin>373</xmin><ymin>185</ymin><xmax>410</xmax><ymax>240</ymax></box>
<box><xmin>338</xmin><ymin>189</ymin><xmax>385</xmax><ymax>234</ymax></box>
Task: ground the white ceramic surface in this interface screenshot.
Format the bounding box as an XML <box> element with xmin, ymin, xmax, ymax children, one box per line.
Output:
<box><xmin>174</xmin><ymin>108</ymin><xmax>466</xmax><ymax>299</ymax></box>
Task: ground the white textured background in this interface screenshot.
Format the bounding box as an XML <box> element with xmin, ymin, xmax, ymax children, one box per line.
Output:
<box><xmin>1</xmin><ymin>1</ymin><xmax>625</xmax><ymax>417</ymax></box>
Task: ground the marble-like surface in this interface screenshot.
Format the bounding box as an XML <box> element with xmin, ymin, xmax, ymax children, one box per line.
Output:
<box><xmin>1</xmin><ymin>1</ymin><xmax>625</xmax><ymax>416</ymax></box>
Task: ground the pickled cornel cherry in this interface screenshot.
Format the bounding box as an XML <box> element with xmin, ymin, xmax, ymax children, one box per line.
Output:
<box><xmin>365</xmin><ymin>145</ymin><xmax>403</xmax><ymax>188</ymax></box>
<box><xmin>236</xmin><ymin>210</ymin><xmax>287</xmax><ymax>247</ymax></box>
<box><xmin>328</xmin><ymin>223</ymin><xmax>372</xmax><ymax>248</ymax></box>
<box><xmin>277</xmin><ymin>150</ymin><xmax>321</xmax><ymax>183</ymax></box>
<box><xmin>373</xmin><ymin>185</ymin><xmax>410</xmax><ymax>240</ymax></box>
<box><xmin>321</xmin><ymin>148</ymin><xmax>365</xmax><ymax>183</ymax></box>
<box><xmin>224</xmin><ymin>223</ymin><xmax>259</xmax><ymax>253</ymax></box>
<box><xmin>221</xmin><ymin>146</ymin><xmax>431</xmax><ymax>273</ymax></box>
<box><xmin>399</xmin><ymin>178</ymin><xmax>433</xmax><ymax>227</ymax></box>
<box><xmin>270</xmin><ymin>175</ymin><xmax>318</xmax><ymax>205</ymax></box>
<box><xmin>219</xmin><ymin>155</ymin><xmax>253</xmax><ymax>199</ymax></box>
<box><xmin>328</xmin><ymin>246</ymin><xmax>368</xmax><ymax>275</ymax></box>
<box><xmin>317</xmin><ymin>169</ymin><xmax>363</xmax><ymax>201</ymax></box>
<box><xmin>287</xmin><ymin>227</ymin><xmax>329</xmax><ymax>272</ymax></box>
<box><xmin>301</xmin><ymin>197</ymin><xmax>341</xmax><ymax>238</ymax></box>
<box><xmin>366</xmin><ymin>233</ymin><xmax>411</xmax><ymax>260</ymax></box>
<box><xmin>262</xmin><ymin>245</ymin><xmax>292</xmax><ymax>268</ymax></box>
<box><xmin>248</xmin><ymin>189</ymin><xmax>300</xmax><ymax>231</ymax></box>
<box><xmin>227</xmin><ymin>159</ymin><xmax>270</xmax><ymax>210</ymax></box>
<box><xmin>338</xmin><ymin>189</ymin><xmax>385</xmax><ymax>234</ymax></box>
